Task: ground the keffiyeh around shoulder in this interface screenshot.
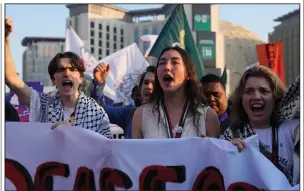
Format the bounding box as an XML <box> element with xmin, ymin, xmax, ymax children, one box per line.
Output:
<box><xmin>220</xmin><ymin>124</ymin><xmax>255</xmax><ymax>141</ymax></box>
<box><xmin>276</xmin><ymin>76</ymin><xmax>300</xmax><ymax>123</ymax></box>
<box><xmin>30</xmin><ymin>89</ymin><xmax>111</xmax><ymax>138</ymax></box>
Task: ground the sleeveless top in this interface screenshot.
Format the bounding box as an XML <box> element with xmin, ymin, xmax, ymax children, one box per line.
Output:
<box><xmin>141</xmin><ymin>102</ymin><xmax>209</xmax><ymax>139</ymax></box>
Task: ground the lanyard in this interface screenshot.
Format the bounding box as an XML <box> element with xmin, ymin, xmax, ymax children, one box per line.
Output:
<box><xmin>271</xmin><ymin>126</ymin><xmax>279</xmax><ymax>166</ymax></box>
<box><xmin>161</xmin><ymin>99</ymin><xmax>189</xmax><ymax>138</ymax></box>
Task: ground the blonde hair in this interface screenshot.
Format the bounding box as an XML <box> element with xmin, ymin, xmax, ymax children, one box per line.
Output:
<box><xmin>230</xmin><ymin>65</ymin><xmax>286</xmax><ymax>129</ymax></box>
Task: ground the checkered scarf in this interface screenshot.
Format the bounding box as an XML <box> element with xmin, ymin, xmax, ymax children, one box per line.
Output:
<box><xmin>221</xmin><ymin>76</ymin><xmax>300</xmax><ymax>185</ymax></box>
<box><xmin>276</xmin><ymin>76</ymin><xmax>300</xmax><ymax>123</ymax></box>
<box><xmin>275</xmin><ymin>76</ymin><xmax>301</xmax><ymax>186</ymax></box>
<box><xmin>36</xmin><ymin>91</ymin><xmax>111</xmax><ymax>138</ymax></box>
<box><xmin>221</xmin><ymin>124</ymin><xmax>292</xmax><ymax>183</ymax></box>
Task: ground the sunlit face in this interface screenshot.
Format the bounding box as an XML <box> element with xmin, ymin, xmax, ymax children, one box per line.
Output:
<box><xmin>242</xmin><ymin>77</ymin><xmax>275</xmax><ymax>126</ymax></box>
<box><xmin>202</xmin><ymin>82</ymin><xmax>228</xmax><ymax>116</ymax></box>
<box><xmin>52</xmin><ymin>58</ymin><xmax>83</xmax><ymax>97</ymax></box>
<box><xmin>157</xmin><ymin>50</ymin><xmax>188</xmax><ymax>92</ymax></box>
<box><xmin>140</xmin><ymin>72</ymin><xmax>155</xmax><ymax>104</ymax></box>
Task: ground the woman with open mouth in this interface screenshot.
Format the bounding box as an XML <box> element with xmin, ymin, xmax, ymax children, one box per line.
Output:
<box><xmin>221</xmin><ymin>65</ymin><xmax>300</xmax><ymax>185</ymax></box>
<box><xmin>132</xmin><ymin>46</ymin><xmax>220</xmax><ymax>139</ymax></box>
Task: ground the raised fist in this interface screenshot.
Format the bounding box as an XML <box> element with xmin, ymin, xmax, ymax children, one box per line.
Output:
<box><xmin>5</xmin><ymin>18</ymin><xmax>13</xmax><ymax>38</ymax></box>
<box><xmin>93</xmin><ymin>62</ymin><xmax>110</xmax><ymax>84</ymax></box>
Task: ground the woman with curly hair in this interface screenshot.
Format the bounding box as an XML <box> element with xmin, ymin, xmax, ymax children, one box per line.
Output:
<box><xmin>221</xmin><ymin>65</ymin><xmax>299</xmax><ymax>184</ymax></box>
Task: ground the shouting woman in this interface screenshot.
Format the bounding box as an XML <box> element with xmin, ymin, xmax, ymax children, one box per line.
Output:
<box><xmin>221</xmin><ymin>65</ymin><xmax>299</xmax><ymax>184</ymax></box>
<box><xmin>132</xmin><ymin>46</ymin><xmax>220</xmax><ymax>139</ymax></box>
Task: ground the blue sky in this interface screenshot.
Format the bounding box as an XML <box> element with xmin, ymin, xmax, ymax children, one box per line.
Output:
<box><xmin>5</xmin><ymin>4</ymin><xmax>299</xmax><ymax>80</ymax></box>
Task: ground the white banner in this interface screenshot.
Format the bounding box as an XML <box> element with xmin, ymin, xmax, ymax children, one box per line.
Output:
<box><xmin>6</xmin><ymin>122</ymin><xmax>297</xmax><ymax>190</ymax></box>
<box><xmin>65</xmin><ymin>26</ymin><xmax>149</xmax><ymax>104</ymax></box>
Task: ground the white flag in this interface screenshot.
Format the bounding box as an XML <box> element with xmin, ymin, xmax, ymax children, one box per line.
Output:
<box><xmin>86</xmin><ymin>43</ymin><xmax>149</xmax><ymax>105</ymax></box>
<box><xmin>65</xmin><ymin>25</ymin><xmax>97</xmax><ymax>71</ymax></box>
<box><xmin>65</xmin><ymin>26</ymin><xmax>149</xmax><ymax>105</ymax></box>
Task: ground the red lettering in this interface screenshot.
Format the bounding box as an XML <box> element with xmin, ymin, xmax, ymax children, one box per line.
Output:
<box><xmin>73</xmin><ymin>167</ymin><xmax>96</xmax><ymax>191</ymax></box>
<box><xmin>34</xmin><ymin>161</ymin><xmax>70</xmax><ymax>191</ymax></box>
<box><xmin>139</xmin><ymin>165</ymin><xmax>185</xmax><ymax>191</ymax></box>
<box><xmin>5</xmin><ymin>158</ymin><xmax>265</xmax><ymax>191</ymax></box>
<box><xmin>192</xmin><ymin>166</ymin><xmax>225</xmax><ymax>191</ymax></box>
<box><xmin>99</xmin><ymin>168</ymin><xmax>133</xmax><ymax>191</ymax></box>
<box><xmin>5</xmin><ymin>159</ymin><xmax>34</xmax><ymax>190</ymax></box>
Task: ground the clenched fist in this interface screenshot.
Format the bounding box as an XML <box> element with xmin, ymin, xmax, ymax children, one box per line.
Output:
<box><xmin>93</xmin><ymin>62</ymin><xmax>110</xmax><ymax>84</ymax></box>
<box><xmin>5</xmin><ymin>18</ymin><xmax>13</xmax><ymax>38</ymax></box>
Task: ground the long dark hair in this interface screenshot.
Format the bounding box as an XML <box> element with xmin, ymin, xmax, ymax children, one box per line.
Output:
<box><xmin>150</xmin><ymin>46</ymin><xmax>208</xmax><ymax>129</ymax></box>
<box><xmin>230</xmin><ymin>65</ymin><xmax>286</xmax><ymax>130</ymax></box>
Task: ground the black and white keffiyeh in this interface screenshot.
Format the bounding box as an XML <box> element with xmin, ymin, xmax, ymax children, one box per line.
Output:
<box><xmin>221</xmin><ymin>124</ymin><xmax>294</xmax><ymax>183</ymax></box>
<box><xmin>36</xmin><ymin>91</ymin><xmax>111</xmax><ymax>138</ymax></box>
<box><xmin>276</xmin><ymin>76</ymin><xmax>300</xmax><ymax>186</ymax></box>
<box><xmin>276</xmin><ymin>76</ymin><xmax>300</xmax><ymax>123</ymax></box>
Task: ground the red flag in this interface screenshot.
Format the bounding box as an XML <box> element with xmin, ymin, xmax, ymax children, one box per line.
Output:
<box><xmin>256</xmin><ymin>42</ymin><xmax>285</xmax><ymax>85</ymax></box>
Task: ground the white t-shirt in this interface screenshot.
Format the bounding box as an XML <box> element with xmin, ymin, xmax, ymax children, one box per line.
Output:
<box><xmin>63</xmin><ymin>107</ymin><xmax>75</xmax><ymax>121</ymax></box>
<box><xmin>254</xmin><ymin>119</ymin><xmax>299</xmax><ymax>181</ymax></box>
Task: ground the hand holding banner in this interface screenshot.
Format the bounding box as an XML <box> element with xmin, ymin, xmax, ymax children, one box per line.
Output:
<box><xmin>6</xmin><ymin>122</ymin><xmax>294</xmax><ymax>190</ymax></box>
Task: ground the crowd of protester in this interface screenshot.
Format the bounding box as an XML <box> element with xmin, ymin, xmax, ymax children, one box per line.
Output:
<box><xmin>5</xmin><ymin>18</ymin><xmax>300</xmax><ymax>185</ymax></box>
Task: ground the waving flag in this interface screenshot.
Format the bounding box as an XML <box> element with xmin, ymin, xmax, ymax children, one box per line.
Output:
<box><xmin>256</xmin><ymin>42</ymin><xmax>285</xmax><ymax>85</ymax></box>
<box><xmin>65</xmin><ymin>26</ymin><xmax>149</xmax><ymax>105</ymax></box>
<box><xmin>65</xmin><ymin>25</ymin><xmax>97</xmax><ymax>71</ymax></box>
<box><xmin>86</xmin><ymin>43</ymin><xmax>149</xmax><ymax>105</ymax></box>
<box><xmin>148</xmin><ymin>4</ymin><xmax>204</xmax><ymax>79</ymax></box>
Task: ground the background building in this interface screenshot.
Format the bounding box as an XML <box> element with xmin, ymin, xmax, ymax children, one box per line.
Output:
<box><xmin>19</xmin><ymin>4</ymin><xmax>265</xmax><ymax>94</ymax></box>
<box><xmin>66</xmin><ymin>4</ymin><xmax>169</xmax><ymax>61</ymax></box>
<box><xmin>219</xmin><ymin>20</ymin><xmax>265</xmax><ymax>93</ymax></box>
<box><xmin>268</xmin><ymin>9</ymin><xmax>300</xmax><ymax>86</ymax></box>
<box><xmin>22</xmin><ymin>37</ymin><xmax>65</xmax><ymax>86</ymax></box>
<box><xmin>66</xmin><ymin>4</ymin><xmax>265</xmax><ymax>94</ymax></box>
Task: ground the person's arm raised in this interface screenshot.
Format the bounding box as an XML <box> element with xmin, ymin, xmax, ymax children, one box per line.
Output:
<box><xmin>5</xmin><ymin>18</ymin><xmax>31</xmax><ymax>107</ymax></box>
<box><xmin>91</xmin><ymin>62</ymin><xmax>110</xmax><ymax>104</ymax></box>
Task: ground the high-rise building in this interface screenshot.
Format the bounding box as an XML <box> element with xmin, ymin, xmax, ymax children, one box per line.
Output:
<box><xmin>19</xmin><ymin>5</ymin><xmax>266</xmax><ymax>94</ymax></box>
<box><xmin>268</xmin><ymin>9</ymin><xmax>300</xmax><ymax>86</ymax></box>
<box><xmin>22</xmin><ymin>37</ymin><xmax>65</xmax><ymax>86</ymax></box>
<box><xmin>66</xmin><ymin>4</ymin><xmax>265</xmax><ymax>94</ymax></box>
<box><xmin>66</xmin><ymin>4</ymin><xmax>170</xmax><ymax>63</ymax></box>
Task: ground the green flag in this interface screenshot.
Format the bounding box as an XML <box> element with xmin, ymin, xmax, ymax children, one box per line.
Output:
<box><xmin>220</xmin><ymin>65</ymin><xmax>227</xmax><ymax>89</ymax></box>
<box><xmin>148</xmin><ymin>4</ymin><xmax>204</xmax><ymax>79</ymax></box>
